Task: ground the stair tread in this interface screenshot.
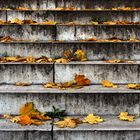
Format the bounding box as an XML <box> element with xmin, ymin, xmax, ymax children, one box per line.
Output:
<box><xmin>54</xmin><ymin>115</ymin><xmax>140</xmax><ymax>131</ymax></box>
<box><xmin>0</xmin><ymin>119</ymin><xmax>51</xmax><ymax>131</ymax></box>
<box><xmin>0</xmin><ymin>61</ymin><xmax>139</xmax><ymax>65</ymax></box>
<box><xmin>0</xmin><ymin>115</ymin><xmax>140</xmax><ymax>131</ymax></box>
<box><xmin>0</xmin><ymin>84</ymin><xmax>139</xmax><ymax>94</ymax></box>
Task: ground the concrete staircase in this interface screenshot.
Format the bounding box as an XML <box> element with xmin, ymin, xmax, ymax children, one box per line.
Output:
<box><xmin>0</xmin><ymin>0</ymin><xmax>140</xmax><ymax>140</ymax></box>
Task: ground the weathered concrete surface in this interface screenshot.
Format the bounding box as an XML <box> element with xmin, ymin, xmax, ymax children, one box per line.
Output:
<box><xmin>56</xmin><ymin>0</ymin><xmax>140</xmax><ymax>9</ymax></box>
<box><xmin>0</xmin><ymin>119</ymin><xmax>51</xmax><ymax>140</ymax></box>
<box><xmin>55</xmin><ymin>61</ymin><xmax>140</xmax><ymax>84</ymax></box>
<box><xmin>56</xmin><ymin>25</ymin><xmax>75</xmax><ymax>40</ymax></box>
<box><xmin>0</xmin><ymin>63</ymin><xmax>53</xmax><ymax>84</ymax></box>
<box><xmin>0</xmin><ymin>25</ymin><xmax>55</xmax><ymax>41</ymax></box>
<box><xmin>0</xmin><ymin>11</ymin><xmax>6</xmax><ymax>21</ymax></box>
<box><xmin>56</xmin><ymin>25</ymin><xmax>140</xmax><ymax>40</ymax></box>
<box><xmin>0</xmin><ymin>0</ymin><xmax>55</xmax><ymax>9</ymax></box>
<box><xmin>1</xmin><ymin>43</ymin><xmax>140</xmax><ymax>60</ymax></box>
<box><xmin>0</xmin><ymin>85</ymin><xmax>140</xmax><ymax>115</ymax></box>
<box><xmin>54</xmin><ymin>11</ymin><xmax>140</xmax><ymax>23</ymax></box>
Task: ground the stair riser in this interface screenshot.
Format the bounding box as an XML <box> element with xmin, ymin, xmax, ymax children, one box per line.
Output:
<box><xmin>0</xmin><ymin>25</ymin><xmax>55</xmax><ymax>41</ymax></box>
<box><xmin>55</xmin><ymin>64</ymin><xmax>140</xmax><ymax>84</ymax></box>
<box><xmin>1</xmin><ymin>0</ymin><xmax>140</xmax><ymax>9</ymax></box>
<box><xmin>0</xmin><ymin>25</ymin><xmax>139</xmax><ymax>41</ymax></box>
<box><xmin>0</xmin><ymin>93</ymin><xmax>140</xmax><ymax>115</ymax></box>
<box><xmin>0</xmin><ymin>0</ymin><xmax>55</xmax><ymax>9</ymax></box>
<box><xmin>0</xmin><ymin>131</ymin><xmax>51</xmax><ymax>140</ymax></box>
<box><xmin>0</xmin><ymin>11</ymin><xmax>6</xmax><ymax>20</ymax></box>
<box><xmin>57</xmin><ymin>0</ymin><xmax>140</xmax><ymax>9</ymax></box>
<box><xmin>57</xmin><ymin>25</ymin><xmax>140</xmax><ymax>40</ymax></box>
<box><xmin>7</xmin><ymin>11</ymin><xmax>140</xmax><ymax>23</ymax></box>
<box><xmin>0</xmin><ymin>64</ymin><xmax>53</xmax><ymax>84</ymax></box>
<box><xmin>54</xmin><ymin>131</ymin><xmax>140</xmax><ymax>140</ymax></box>
<box><xmin>1</xmin><ymin>43</ymin><xmax>140</xmax><ymax>60</ymax></box>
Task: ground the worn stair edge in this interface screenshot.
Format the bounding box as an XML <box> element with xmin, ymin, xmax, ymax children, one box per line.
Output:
<box><xmin>4</xmin><ymin>9</ymin><xmax>140</xmax><ymax>12</ymax></box>
<box><xmin>0</xmin><ymin>84</ymin><xmax>139</xmax><ymax>94</ymax></box>
<box><xmin>0</xmin><ymin>41</ymin><xmax>140</xmax><ymax>44</ymax></box>
<box><xmin>0</xmin><ymin>119</ymin><xmax>52</xmax><ymax>131</ymax></box>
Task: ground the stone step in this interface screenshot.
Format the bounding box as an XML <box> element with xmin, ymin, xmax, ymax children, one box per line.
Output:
<box><xmin>0</xmin><ymin>42</ymin><xmax>140</xmax><ymax>60</ymax></box>
<box><xmin>0</xmin><ymin>61</ymin><xmax>139</xmax><ymax>84</ymax></box>
<box><xmin>6</xmin><ymin>10</ymin><xmax>140</xmax><ymax>23</ymax></box>
<box><xmin>0</xmin><ymin>84</ymin><xmax>139</xmax><ymax>115</ymax></box>
<box><xmin>1</xmin><ymin>0</ymin><xmax>139</xmax><ymax>10</ymax></box>
<box><xmin>0</xmin><ymin>63</ymin><xmax>53</xmax><ymax>84</ymax></box>
<box><xmin>1</xmin><ymin>115</ymin><xmax>140</xmax><ymax>140</ymax></box>
<box><xmin>55</xmin><ymin>61</ymin><xmax>140</xmax><ymax>84</ymax></box>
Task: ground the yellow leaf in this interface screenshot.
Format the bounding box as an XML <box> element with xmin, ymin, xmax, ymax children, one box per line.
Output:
<box><xmin>83</xmin><ymin>114</ymin><xmax>103</xmax><ymax>124</ymax></box>
<box><xmin>19</xmin><ymin>102</ymin><xmax>34</xmax><ymax>116</ymax></box>
<box><xmin>54</xmin><ymin>117</ymin><xmax>80</xmax><ymax>128</ymax></box>
<box><xmin>15</xmin><ymin>82</ymin><xmax>31</xmax><ymax>86</ymax></box>
<box><xmin>102</xmin><ymin>80</ymin><xmax>117</xmax><ymax>88</ymax></box>
<box><xmin>118</xmin><ymin>112</ymin><xmax>135</xmax><ymax>122</ymax></box>
<box><xmin>19</xmin><ymin>102</ymin><xmax>50</xmax><ymax>121</ymax></box>
<box><xmin>74</xmin><ymin>49</ymin><xmax>87</xmax><ymax>61</ymax></box>
<box><xmin>127</xmin><ymin>84</ymin><xmax>140</xmax><ymax>90</ymax></box>
<box><xmin>10</xmin><ymin>18</ymin><xmax>23</xmax><ymax>24</ymax></box>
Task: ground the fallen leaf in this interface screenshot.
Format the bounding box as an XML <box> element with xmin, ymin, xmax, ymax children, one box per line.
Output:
<box><xmin>10</xmin><ymin>18</ymin><xmax>23</xmax><ymax>24</ymax></box>
<box><xmin>82</xmin><ymin>114</ymin><xmax>103</xmax><ymax>124</ymax></box>
<box><xmin>118</xmin><ymin>112</ymin><xmax>135</xmax><ymax>122</ymax></box>
<box><xmin>74</xmin><ymin>49</ymin><xmax>87</xmax><ymax>61</ymax></box>
<box><xmin>75</xmin><ymin>74</ymin><xmax>91</xmax><ymax>86</ymax></box>
<box><xmin>102</xmin><ymin>80</ymin><xmax>117</xmax><ymax>88</ymax></box>
<box><xmin>54</xmin><ymin>117</ymin><xmax>80</xmax><ymax>128</ymax></box>
<box><xmin>11</xmin><ymin>115</ymin><xmax>43</xmax><ymax>125</ymax></box>
<box><xmin>127</xmin><ymin>84</ymin><xmax>140</xmax><ymax>90</ymax></box>
<box><xmin>15</xmin><ymin>82</ymin><xmax>31</xmax><ymax>86</ymax></box>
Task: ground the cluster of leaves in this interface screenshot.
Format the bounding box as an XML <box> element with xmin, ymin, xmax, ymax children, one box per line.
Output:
<box><xmin>82</xmin><ymin>37</ymin><xmax>140</xmax><ymax>42</ymax></box>
<box><xmin>43</xmin><ymin>74</ymin><xmax>91</xmax><ymax>90</ymax></box>
<box><xmin>0</xmin><ymin>49</ymin><xmax>87</xmax><ymax>63</ymax></box>
<box><xmin>0</xmin><ymin>55</ymin><xmax>53</xmax><ymax>63</ymax></box>
<box><xmin>3</xmin><ymin>102</ymin><xmax>51</xmax><ymax>125</ymax></box>
<box><xmin>0</xmin><ymin>18</ymin><xmax>56</xmax><ymax>25</ymax></box>
<box><xmin>102</xmin><ymin>80</ymin><xmax>140</xmax><ymax>90</ymax></box>
<box><xmin>91</xmin><ymin>21</ymin><xmax>140</xmax><ymax>25</ymax></box>
<box><xmin>1</xmin><ymin>6</ymin><xmax>140</xmax><ymax>11</ymax></box>
<box><xmin>104</xmin><ymin>60</ymin><xmax>134</xmax><ymax>64</ymax></box>
<box><xmin>1</xmin><ymin>102</ymin><xmax>137</xmax><ymax>127</ymax></box>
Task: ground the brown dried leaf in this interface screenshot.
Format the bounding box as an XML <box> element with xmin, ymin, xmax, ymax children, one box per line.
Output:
<box><xmin>75</xmin><ymin>74</ymin><xmax>91</xmax><ymax>86</ymax></box>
